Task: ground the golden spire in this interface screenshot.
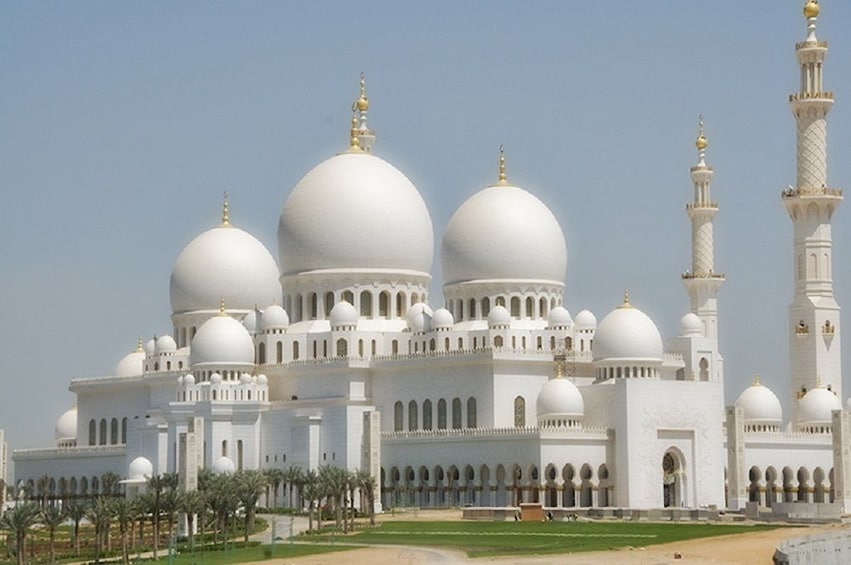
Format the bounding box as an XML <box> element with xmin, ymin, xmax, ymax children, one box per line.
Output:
<box><xmin>804</xmin><ymin>0</ymin><xmax>819</xmax><ymax>19</ymax></box>
<box><xmin>554</xmin><ymin>352</ymin><xmax>566</xmax><ymax>379</ymax></box>
<box><xmin>753</xmin><ymin>374</ymin><xmax>761</xmax><ymax>386</ymax></box>
<box><xmin>355</xmin><ymin>72</ymin><xmax>369</xmax><ymax>112</ymax></box>
<box><xmin>135</xmin><ymin>337</ymin><xmax>144</xmax><ymax>352</ymax></box>
<box><xmin>618</xmin><ymin>289</ymin><xmax>633</xmax><ymax>309</ymax></box>
<box><xmin>497</xmin><ymin>144</ymin><xmax>508</xmax><ymax>185</ymax></box>
<box><xmin>218</xmin><ymin>299</ymin><xmax>226</xmax><ymax>316</ymax></box>
<box><xmin>816</xmin><ymin>375</ymin><xmax>823</xmax><ymax>388</ymax></box>
<box><xmin>221</xmin><ymin>191</ymin><xmax>230</xmax><ymax>227</ymax></box>
<box><xmin>347</xmin><ymin>113</ymin><xmax>362</xmax><ymax>152</ymax></box>
<box><xmin>695</xmin><ymin>114</ymin><xmax>708</xmax><ymax>150</ymax></box>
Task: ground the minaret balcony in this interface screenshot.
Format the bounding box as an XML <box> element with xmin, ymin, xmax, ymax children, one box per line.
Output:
<box><xmin>789</xmin><ymin>92</ymin><xmax>833</xmax><ymax>102</ymax></box>
<box><xmin>781</xmin><ymin>186</ymin><xmax>843</xmax><ymax>198</ymax></box>
<box><xmin>686</xmin><ymin>202</ymin><xmax>718</xmax><ymax>211</ymax></box>
<box><xmin>795</xmin><ymin>40</ymin><xmax>828</xmax><ymax>50</ymax></box>
<box><xmin>681</xmin><ymin>271</ymin><xmax>725</xmax><ymax>281</ymax></box>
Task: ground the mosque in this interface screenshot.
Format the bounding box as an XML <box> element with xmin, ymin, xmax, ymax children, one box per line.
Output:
<box><xmin>13</xmin><ymin>1</ymin><xmax>851</xmax><ymax>514</ymax></box>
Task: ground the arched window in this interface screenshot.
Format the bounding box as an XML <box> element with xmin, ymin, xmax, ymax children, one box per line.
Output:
<box><xmin>89</xmin><ymin>419</ymin><xmax>96</xmax><ymax>446</ymax></box>
<box><xmin>525</xmin><ymin>297</ymin><xmax>534</xmax><ymax>318</ymax></box>
<box><xmin>394</xmin><ymin>401</ymin><xmax>404</xmax><ymax>432</ymax></box>
<box><xmin>496</xmin><ymin>296</ymin><xmax>505</xmax><ymax>307</ymax></box>
<box><xmin>294</xmin><ymin>294</ymin><xmax>303</xmax><ymax>322</ymax></box>
<box><xmin>237</xmin><ymin>439</ymin><xmax>244</xmax><ymax>471</ymax></box>
<box><xmin>99</xmin><ymin>418</ymin><xmax>107</xmax><ymax>445</ymax></box>
<box><xmin>452</xmin><ymin>397</ymin><xmax>462</xmax><ymax>429</ymax></box>
<box><xmin>514</xmin><ymin>396</ymin><xmax>526</xmax><ymax>427</ymax></box>
<box><xmin>429</xmin><ymin>338</ymin><xmax>436</xmax><ymax>351</ymax></box>
<box><xmin>423</xmin><ymin>399</ymin><xmax>433</xmax><ymax>430</ymax></box>
<box><xmin>371</xmin><ymin>340</ymin><xmax>377</xmax><ymax>356</ymax></box>
<box><xmin>469</xmin><ymin>299</ymin><xmax>476</xmax><ymax>319</ymax></box>
<box><xmin>482</xmin><ymin>297</ymin><xmax>491</xmax><ymax>316</ymax></box>
<box><xmin>494</xmin><ymin>335</ymin><xmax>504</xmax><ymax>348</ymax></box>
<box><xmin>325</xmin><ymin>292</ymin><xmax>334</xmax><ymax>317</ymax></box>
<box><xmin>438</xmin><ymin>399</ymin><xmax>447</xmax><ymax>430</ymax></box>
<box><xmin>336</xmin><ymin>338</ymin><xmax>348</xmax><ymax>357</ymax></box>
<box><xmin>276</xmin><ymin>341</ymin><xmax>283</xmax><ymax>363</ymax></box>
<box><xmin>358</xmin><ymin>339</ymin><xmax>364</xmax><ymax>357</ymax></box>
<box><xmin>322</xmin><ymin>340</ymin><xmax>328</xmax><ymax>357</ymax></box>
<box><xmin>699</xmin><ymin>357</ymin><xmax>709</xmax><ymax>381</ymax></box>
<box><xmin>467</xmin><ymin>397</ymin><xmax>477</xmax><ymax>428</ymax></box>
<box><xmin>110</xmin><ymin>418</ymin><xmax>118</xmax><ymax>445</ymax></box>
<box><xmin>408</xmin><ymin>400</ymin><xmax>418</xmax><ymax>431</ymax></box>
<box><xmin>258</xmin><ymin>342</ymin><xmax>266</xmax><ymax>364</ymax></box>
<box><xmin>396</xmin><ymin>292</ymin><xmax>406</xmax><ymax>317</ymax></box>
<box><xmin>309</xmin><ymin>293</ymin><xmax>318</xmax><ymax>319</ymax></box>
<box><xmin>510</xmin><ymin>297</ymin><xmax>521</xmax><ymax>317</ymax></box>
<box><xmin>539</xmin><ymin>297</ymin><xmax>548</xmax><ymax>317</ymax></box>
<box><xmin>221</xmin><ymin>440</ymin><xmax>228</xmax><ymax>457</ymax></box>
<box><xmin>342</xmin><ymin>290</ymin><xmax>354</xmax><ymax>304</ymax></box>
<box><xmin>360</xmin><ymin>291</ymin><xmax>372</xmax><ymax>317</ymax></box>
<box><xmin>379</xmin><ymin>291</ymin><xmax>390</xmax><ymax>317</ymax></box>
<box><xmin>292</xmin><ymin>341</ymin><xmax>300</xmax><ymax>360</ymax></box>
<box><xmin>121</xmin><ymin>417</ymin><xmax>128</xmax><ymax>443</ymax></box>
<box><xmin>391</xmin><ymin>340</ymin><xmax>398</xmax><ymax>355</ymax></box>
<box><xmin>444</xmin><ymin>337</ymin><xmax>450</xmax><ymax>351</ymax></box>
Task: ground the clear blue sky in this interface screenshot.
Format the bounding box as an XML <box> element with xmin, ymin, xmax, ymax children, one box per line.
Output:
<box><xmin>1</xmin><ymin>1</ymin><xmax>850</xmax><ymax>452</ymax></box>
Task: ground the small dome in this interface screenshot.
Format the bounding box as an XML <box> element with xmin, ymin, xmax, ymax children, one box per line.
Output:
<box><xmin>735</xmin><ymin>378</ymin><xmax>782</xmax><ymax>424</ymax></box>
<box><xmin>115</xmin><ymin>348</ymin><xmax>145</xmax><ymax>377</ymax></box>
<box><xmin>240</xmin><ymin>373</ymin><xmax>252</xmax><ymax>384</ymax></box>
<box><xmin>170</xmin><ymin>225</ymin><xmax>281</xmax><ymax>315</ymax></box>
<box><xmin>329</xmin><ymin>301</ymin><xmax>359</xmax><ymax>329</ymax></box>
<box><xmin>432</xmin><ymin>308</ymin><xmax>454</xmax><ymax>329</ymax></box>
<box><xmin>156</xmin><ymin>334</ymin><xmax>177</xmax><ymax>354</ymax></box>
<box><xmin>547</xmin><ymin>306</ymin><xmax>573</xmax><ymax>329</ymax></box>
<box><xmin>574</xmin><ymin>309</ymin><xmax>597</xmax><ymax>330</ymax></box>
<box><xmin>177</xmin><ymin>375</ymin><xmax>184</xmax><ymax>385</ymax></box>
<box><xmin>184</xmin><ymin>373</ymin><xmax>195</xmax><ymax>385</ymax></box>
<box><xmin>798</xmin><ymin>387</ymin><xmax>841</xmax><ymax>426</ymax></box>
<box><xmin>261</xmin><ymin>304</ymin><xmax>289</xmax><ymax>331</ymax></box>
<box><xmin>442</xmin><ymin>184</ymin><xmax>567</xmax><ymax>285</ymax></box>
<box><xmin>487</xmin><ymin>305</ymin><xmax>511</xmax><ymax>328</ymax></box>
<box><xmin>257</xmin><ymin>374</ymin><xmax>268</xmax><ymax>385</ymax></box>
<box><xmin>54</xmin><ymin>406</ymin><xmax>77</xmax><ymax>441</ymax></box>
<box><xmin>278</xmin><ymin>152</ymin><xmax>434</xmax><ymax>277</ymax></box>
<box><xmin>407</xmin><ymin>303</ymin><xmax>434</xmax><ymax>333</ymax></box>
<box><xmin>242</xmin><ymin>310</ymin><xmax>258</xmax><ymax>334</ymax></box>
<box><xmin>536</xmin><ymin>378</ymin><xmax>584</xmax><ymax>419</ymax></box>
<box><xmin>190</xmin><ymin>315</ymin><xmax>254</xmax><ymax>367</ymax></box>
<box><xmin>128</xmin><ymin>456</ymin><xmax>154</xmax><ymax>481</ymax></box>
<box><xmin>210</xmin><ymin>372</ymin><xmax>222</xmax><ymax>385</ymax></box>
<box><xmin>212</xmin><ymin>456</ymin><xmax>236</xmax><ymax>475</ymax></box>
<box><xmin>144</xmin><ymin>338</ymin><xmax>156</xmax><ymax>356</ymax></box>
<box><xmin>593</xmin><ymin>300</ymin><xmax>663</xmax><ymax>361</ymax></box>
<box><xmin>680</xmin><ymin>313</ymin><xmax>704</xmax><ymax>337</ymax></box>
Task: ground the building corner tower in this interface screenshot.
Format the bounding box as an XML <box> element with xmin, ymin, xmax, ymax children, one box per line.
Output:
<box><xmin>783</xmin><ymin>0</ymin><xmax>843</xmax><ymax>417</ymax></box>
<box><xmin>682</xmin><ymin>117</ymin><xmax>725</xmax><ymax>341</ymax></box>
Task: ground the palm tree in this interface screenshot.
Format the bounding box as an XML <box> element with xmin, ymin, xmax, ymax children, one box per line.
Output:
<box><xmin>0</xmin><ymin>502</ymin><xmax>40</xmax><ymax>565</ymax></box>
<box><xmin>203</xmin><ymin>474</ymin><xmax>238</xmax><ymax>547</ymax></box>
<box><xmin>111</xmin><ymin>497</ymin><xmax>135</xmax><ymax>565</ymax></box>
<box><xmin>318</xmin><ymin>465</ymin><xmax>347</xmax><ymax>532</ymax></box>
<box><xmin>35</xmin><ymin>475</ymin><xmax>50</xmax><ymax>508</ymax></box>
<box><xmin>100</xmin><ymin>472</ymin><xmax>122</xmax><ymax>498</ymax></box>
<box><xmin>283</xmin><ymin>466</ymin><xmax>304</xmax><ymax>510</ymax></box>
<box><xmin>65</xmin><ymin>500</ymin><xmax>88</xmax><ymax>556</ymax></box>
<box><xmin>177</xmin><ymin>490</ymin><xmax>206</xmax><ymax>552</ymax></box>
<box><xmin>144</xmin><ymin>474</ymin><xmax>168</xmax><ymax>558</ymax></box>
<box><xmin>160</xmin><ymin>487</ymin><xmax>179</xmax><ymax>544</ymax></box>
<box><xmin>353</xmin><ymin>469</ymin><xmax>377</xmax><ymax>526</ymax></box>
<box><xmin>235</xmin><ymin>470</ymin><xmax>267</xmax><ymax>542</ymax></box>
<box><xmin>263</xmin><ymin>468</ymin><xmax>285</xmax><ymax>509</ymax></box>
<box><xmin>300</xmin><ymin>470</ymin><xmax>321</xmax><ymax>533</ymax></box>
<box><xmin>40</xmin><ymin>504</ymin><xmax>65</xmax><ymax>564</ymax></box>
<box><xmin>86</xmin><ymin>497</ymin><xmax>114</xmax><ymax>563</ymax></box>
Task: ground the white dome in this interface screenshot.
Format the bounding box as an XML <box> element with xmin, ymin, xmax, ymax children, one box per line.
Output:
<box><xmin>128</xmin><ymin>456</ymin><xmax>154</xmax><ymax>481</ymax></box>
<box><xmin>407</xmin><ymin>303</ymin><xmax>434</xmax><ymax>333</ymax></box>
<box><xmin>536</xmin><ymin>378</ymin><xmax>584</xmax><ymax>419</ymax></box>
<box><xmin>680</xmin><ymin>313</ymin><xmax>704</xmax><ymax>337</ymax></box>
<box><xmin>547</xmin><ymin>306</ymin><xmax>572</xmax><ymax>329</ymax></box>
<box><xmin>487</xmin><ymin>305</ymin><xmax>511</xmax><ymax>328</ymax></box>
<box><xmin>170</xmin><ymin>225</ymin><xmax>281</xmax><ymax>314</ymax></box>
<box><xmin>257</xmin><ymin>374</ymin><xmax>268</xmax><ymax>385</ymax></box>
<box><xmin>442</xmin><ymin>184</ymin><xmax>567</xmax><ymax>285</ymax></box>
<box><xmin>115</xmin><ymin>348</ymin><xmax>145</xmax><ymax>377</ymax></box>
<box><xmin>242</xmin><ymin>310</ymin><xmax>258</xmax><ymax>334</ymax></box>
<box><xmin>144</xmin><ymin>338</ymin><xmax>156</xmax><ymax>355</ymax></box>
<box><xmin>261</xmin><ymin>304</ymin><xmax>289</xmax><ymax>331</ymax></box>
<box><xmin>240</xmin><ymin>373</ymin><xmax>252</xmax><ymax>384</ymax></box>
<box><xmin>735</xmin><ymin>379</ymin><xmax>782</xmax><ymax>424</ymax></box>
<box><xmin>184</xmin><ymin>373</ymin><xmax>195</xmax><ymax>385</ymax></box>
<box><xmin>278</xmin><ymin>152</ymin><xmax>434</xmax><ymax>277</ymax></box>
<box><xmin>432</xmin><ymin>308</ymin><xmax>454</xmax><ymax>329</ymax></box>
<box><xmin>593</xmin><ymin>302</ymin><xmax>663</xmax><ymax>361</ymax></box>
<box><xmin>574</xmin><ymin>309</ymin><xmax>597</xmax><ymax>330</ymax></box>
<box><xmin>212</xmin><ymin>456</ymin><xmax>236</xmax><ymax>475</ymax></box>
<box><xmin>190</xmin><ymin>315</ymin><xmax>255</xmax><ymax>367</ymax></box>
<box><xmin>156</xmin><ymin>334</ymin><xmax>177</xmax><ymax>354</ymax></box>
<box><xmin>210</xmin><ymin>372</ymin><xmax>222</xmax><ymax>384</ymax></box>
<box><xmin>54</xmin><ymin>406</ymin><xmax>77</xmax><ymax>441</ymax></box>
<box><xmin>329</xmin><ymin>301</ymin><xmax>359</xmax><ymax>329</ymax></box>
<box><xmin>798</xmin><ymin>387</ymin><xmax>842</xmax><ymax>425</ymax></box>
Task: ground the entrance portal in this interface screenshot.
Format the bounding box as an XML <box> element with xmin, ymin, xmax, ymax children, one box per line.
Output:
<box><xmin>662</xmin><ymin>451</ymin><xmax>683</xmax><ymax>507</ymax></box>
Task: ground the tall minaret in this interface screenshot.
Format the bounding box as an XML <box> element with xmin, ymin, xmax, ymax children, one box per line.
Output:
<box><xmin>783</xmin><ymin>0</ymin><xmax>843</xmax><ymax>412</ymax></box>
<box><xmin>682</xmin><ymin>116</ymin><xmax>725</xmax><ymax>339</ymax></box>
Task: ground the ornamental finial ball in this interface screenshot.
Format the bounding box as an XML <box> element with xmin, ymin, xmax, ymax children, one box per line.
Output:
<box><xmin>356</xmin><ymin>72</ymin><xmax>369</xmax><ymax>112</ymax></box>
<box><xmin>804</xmin><ymin>0</ymin><xmax>819</xmax><ymax>19</ymax></box>
<box><xmin>695</xmin><ymin>135</ymin><xmax>708</xmax><ymax>150</ymax></box>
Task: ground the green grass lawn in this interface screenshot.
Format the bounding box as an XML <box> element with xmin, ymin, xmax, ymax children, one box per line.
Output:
<box><xmin>164</xmin><ymin>543</ymin><xmax>352</xmax><ymax>565</ymax></box>
<box><xmin>310</xmin><ymin>520</ymin><xmax>788</xmax><ymax>558</ymax></box>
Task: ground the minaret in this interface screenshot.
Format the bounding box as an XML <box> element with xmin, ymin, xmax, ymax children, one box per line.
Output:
<box><xmin>682</xmin><ymin>116</ymin><xmax>724</xmax><ymax>339</ymax></box>
<box><xmin>353</xmin><ymin>72</ymin><xmax>375</xmax><ymax>153</ymax></box>
<box><xmin>783</xmin><ymin>0</ymin><xmax>843</xmax><ymax>411</ymax></box>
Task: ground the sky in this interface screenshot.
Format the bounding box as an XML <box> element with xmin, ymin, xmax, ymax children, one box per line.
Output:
<box><xmin>1</xmin><ymin>1</ymin><xmax>850</xmax><ymax>457</ymax></box>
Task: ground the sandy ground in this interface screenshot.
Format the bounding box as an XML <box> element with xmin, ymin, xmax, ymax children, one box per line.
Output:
<box><xmin>250</xmin><ymin>510</ymin><xmax>848</xmax><ymax>564</ymax></box>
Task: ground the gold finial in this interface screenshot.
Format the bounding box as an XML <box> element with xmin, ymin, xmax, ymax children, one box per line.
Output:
<box><xmin>554</xmin><ymin>352</ymin><xmax>566</xmax><ymax>379</ymax></box>
<box><xmin>695</xmin><ymin>114</ymin><xmax>708</xmax><ymax>150</ymax></box>
<box><xmin>753</xmin><ymin>374</ymin><xmax>761</xmax><ymax>386</ymax></box>
<box><xmin>135</xmin><ymin>337</ymin><xmax>144</xmax><ymax>352</ymax></box>
<box><xmin>221</xmin><ymin>191</ymin><xmax>230</xmax><ymax>226</ymax></box>
<box><xmin>355</xmin><ymin>72</ymin><xmax>369</xmax><ymax>112</ymax></box>
<box><xmin>497</xmin><ymin>144</ymin><xmax>508</xmax><ymax>185</ymax></box>
<box><xmin>816</xmin><ymin>375</ymin><xmax>823</xmax><ymax>388</ymax></box>
<box><xmin>619</xmin><ymin>289</ymin><xmax>632</xmax><ymax>309</ymax></box>
<box><xmin>804</xmin><ymin>0</ymin><xmax>819</xmax><ymax>19</ymax></box>
<box><xmin>218</xmin><ymin>299</ymin><xmax>226</xmax><ymax>316</ymax></box>
<box><xmin>347</xmin><ymin>114</ymin><xmax>362</xmax><ymax>152</ymax></box>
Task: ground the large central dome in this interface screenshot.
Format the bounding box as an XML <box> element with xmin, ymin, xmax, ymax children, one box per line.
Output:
<box><xmin>277</xmin><ymin>152</ymin><xmax>434</xmax><ymax>277</ymax></box>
